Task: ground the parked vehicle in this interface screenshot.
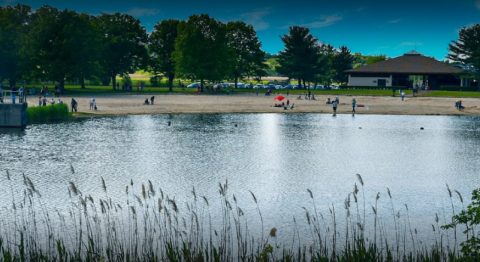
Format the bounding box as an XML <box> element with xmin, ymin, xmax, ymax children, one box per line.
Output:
<box><xmin>275</xmin><ymin>85</ymin><xmax>283</xmax><ymax>89</ymax></box>
<box><xmin>254</xmin><ymin>84</ymin><xmax>265</xmax><ymax>89</ymax></box>
<box><xmin>187</xmin><ymin>83</ymin><xmax>200</xmax><ymax>88</ymax></box>
<box><xmin>331</xmin><ymin>84</ymin><xmax>340</xmax><ymax>89</ymax></box>
<box><xmin>284</xmin><ymin>84</ymin><xmax>295</xmax><ymax>89</ymax></box>
<box><xmin>313</xmin><ymin>85</ymin><xmax>324</xmax><ymax>90</ymax></box>
<box><xmin>293</xmin><ymin>84</ymin><xmax>304</xmax><ymax>89</ymax></box>
<box><xmin>236</xmin><ymin>83</ymin><xmax>245</xmax><ymax>88</ymax></box>
<box><xmin>267</xmin><ymin>84</ymin><xmax>276</xmax><ymax>89</ymax></box>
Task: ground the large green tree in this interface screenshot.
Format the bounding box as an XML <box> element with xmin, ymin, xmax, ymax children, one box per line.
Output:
<box><xmin>67</xmin><ymin>13</ymin><xmax>103</xmax><ymax>88</ymax></box>
<box><xmin>22</xmin><ymin>7</ymin><xmax>102</xmax><ymax>88</ymax></box>
<box><xmin>225</xmin><ymin>21</ymin><xmax>267</xmax><ymax>88</ymax></box>
<box><xmin>148</xmin><ymin>19</ymin><xmax>180</xmax><ymax>92</ymax></box>
<box><xmin>96</xmin><ymin>13</ymin><xmax>148</xmax><ymax>90</ymax></box>
<box><xmin>173</xmin><ymin>14</ymin><xmax>230</xmax><ymax>91</ymax></box>
<box><xmin>332</xmin><ymin>46</ymin><xmax>354</xmax><ymax>84</ymax></box>
<box><xmin>447</xmin><ymin>23</ymin><xmax>480</xmax><ymax>80</ymax></box>
<box><xmin>0</xmin><ymin>4</ymin><xmax>31</xmax><ymax>86</ymax></box>
<box><xmin>277</xmin><ymin>26</ymin><xmax>322</xmax><ymax>88</ymax></box>
<box><xmin>22</xmin><ymin>6</ymin><xmax>65</xmax><ymax>85</ymax></box>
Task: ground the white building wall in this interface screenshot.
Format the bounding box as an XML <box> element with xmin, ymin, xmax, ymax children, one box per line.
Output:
<box><xmin>348</xmin><ymin>75</ymin><xmax>393</xmax><ymax>87</ymax></box>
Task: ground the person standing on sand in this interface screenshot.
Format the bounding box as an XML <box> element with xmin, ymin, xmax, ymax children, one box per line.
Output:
<box><xmin>401</xmin><ymin>91</ymin><xmax>405</xmax><ymax>101</ymax></box>
<box><xmin>332</xmin><ymin>100</ymin><xmax>337</xmax><ymax>115</ymax></box>
<box><xmin>352</xmin><ymin>98</ymin><xmax>356</xmax><ymax>112</ymax></box>
<box><xmin>151</xmin><ymin>96</ymin><xmax>155</xmax><ymax>105</ymax></box>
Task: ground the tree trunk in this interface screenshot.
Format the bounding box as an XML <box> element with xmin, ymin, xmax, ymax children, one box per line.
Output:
<box><xmin>168</xmin><ymin>74</ymin><xmax>174</xmax><ymax>92</ymax></box>
<box><xmin>80</xmin><ymin>74</ymin><xmax>86</xmax><ymax>89</ymax></box>
<box><xmin>200</xmin><ymin>79</ymin><xmax>204</xmax><ymax>92</ymax></box>
<box><xmin>111</xmin><ymin>73</ymin><xmax>117</xmax><ymax>90</ymax></box>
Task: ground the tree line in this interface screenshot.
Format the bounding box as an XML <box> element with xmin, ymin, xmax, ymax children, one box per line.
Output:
<box><xmin>0</xmin><ymin>4</ymin><xmax>357</xmax><ymax>90</ymax></box>
<box><xmin>1</xmin><ymin>4</ymin><xmax>477</xmax><ymax>91</ymax></box>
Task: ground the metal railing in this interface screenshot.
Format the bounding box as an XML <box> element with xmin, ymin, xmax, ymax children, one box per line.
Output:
<box><xmin>0</xmin><ymin>90</ymin><xmax>27</xmax><ymax>104</ymax></box>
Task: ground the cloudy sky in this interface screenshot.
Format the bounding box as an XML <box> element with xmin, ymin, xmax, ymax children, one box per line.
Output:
<box><xmin>2</xmin><ymin>0</ymin><xmax>480</xmax><ymax>60</ymax></box>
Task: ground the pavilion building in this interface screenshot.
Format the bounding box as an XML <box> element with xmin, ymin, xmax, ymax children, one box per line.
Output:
<box><xmin>344</xmin><ymin>51</ymin><xmax>470</xmax><ymax>89</ymax></box>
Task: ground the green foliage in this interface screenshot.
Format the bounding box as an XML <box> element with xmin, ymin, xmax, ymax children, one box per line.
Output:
<box><xmin>277</xmin><ymin>26</ymin><xmax>322</xmax><ymax>85</ymax></box>
<box><xmin>226</xmin><ymin>21</ymin><xmax>267</xmax><ymax>87</ymax></box>
<box><xmin>96</xmin><ymin>13</ymin><xmax>149</xmax><ymax>90</ymax></box>
<box><xmin>22</xmin><ymin>7</ymin><xmax>103</xmax><ymax>88</ymax></box>
<box><xmin>148</xmin><ymin>19</ymin><xmax>180</xmax><ymax>91</ymax></box>
<box><xmin>173</xmin><ymin>14</ymin><xmax>230</xmax><ymax>90</ymax></box>
<box><xmin>442</xmin><ymin>188</ymin><xmax>480</xmax><ymax>259</ymax></box>
<box><xmin>448</xmin><ymin>23</ymin><xmax>480</xmax><ymax>78</ymax></box>
<box><xmin>120</xmin><ymin>75</ymin><xmax>132</xmax><ymax>86</ymax></box>
<box><xmin>0</xmin><ymin>4</ymin><xmax>31</xmax><ymax>86</ymax></box>
<box><xmin>331</xmin><ymin>46</ymin><xmax>354</xmax><ymax>84</ymax></box>
<box><xmin>26</xmin><ymin>103</ymin><xmax>70</xmax><ymax>123</ymax></box>
<box><xmin>266</xmin><ymin>58</ymin><xmax>280</xmax><ymax>76</ymax></box>
<box><xmin>441</xmin><ymin>85</ymin><xmax>479</xmax><ymax>92</ymax></box>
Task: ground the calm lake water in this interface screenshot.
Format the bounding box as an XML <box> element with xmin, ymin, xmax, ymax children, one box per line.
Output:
<box><xmin>1</xmin><ymin>113</ymin><xmax>480</xmax><ymax>248</ymax></box>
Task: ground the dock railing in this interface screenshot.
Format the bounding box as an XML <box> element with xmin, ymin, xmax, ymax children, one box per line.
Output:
<box><xmin>0</xmin><ymin>90</ymin><xmax>27</xmax><ymax>104</ymax></box>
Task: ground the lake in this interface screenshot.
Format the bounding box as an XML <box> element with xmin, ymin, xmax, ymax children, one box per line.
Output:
<box><xmin>1</xmin><ymin>113</ymin><xmax>479</xmax><ymax>253</ymax></box>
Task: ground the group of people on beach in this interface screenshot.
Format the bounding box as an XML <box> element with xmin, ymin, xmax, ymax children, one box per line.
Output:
<box><xmin>273</xmin><ymin>99</ymin><xmax>294</xmax><ymax>110</ymax></box>
<box><xmin>143</xmin><ymin>96</ymin><xmax>155</xmax><ymax>105</ymax></box>
<box><xmin>325</xmin><ymin>96</ymin><xmax>358</xmax><ymax>115</ymax></box>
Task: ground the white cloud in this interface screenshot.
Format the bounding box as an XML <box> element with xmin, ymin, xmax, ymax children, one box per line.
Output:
<box><xmin>476</xmin><ymin>0</ymin><xmax>480</xmax><ymax>10</ymax></box>
<box><xmin>298</xmin><ymin>14</ymin><xmax>343</xmax><ymax>28</ymax></box>
<box><xmin>240</xmin><ymin>9</ymin><xmax>271</xmax><ymax>31</ymax></box>
<box><xmin>127</xmin><ymin>8</ymin><xmax>161</xmax><ymax>17</ymax></box>
<box><xmin>388</xmin><ymin>19</ymin><xmax>401</xmax><ymax>24</ymax></box>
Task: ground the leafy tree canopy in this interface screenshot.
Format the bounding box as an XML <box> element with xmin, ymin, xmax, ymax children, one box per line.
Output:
<box><xmin>173</xmin><ymin>14</ymin><xmax>230</xmax><ymax>90</ymax></box>
<box><xmin>148</xmin><ymin>19</ymin><xmax>180</xmax><ymax>91</ymax></box>
<box><xmin>96</xmin><ymin>13</ymin><xmax>148</xmax><ymax>90</ymax></box>
<box><xmin>277</xmin><ymin>26</ymin><xmax>322</xmax><ymax>86</ymax></box>
<box><xmin>447</xmin><ymin>23</ymin><xmax>480</xmax><ymax>78</ymax></box>
<box><xmin>226</xmin><ymin>21</ymin><xmax>267</xmax><ymax>87</ymax></box>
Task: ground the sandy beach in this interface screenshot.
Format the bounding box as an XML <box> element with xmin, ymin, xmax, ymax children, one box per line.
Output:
<box><xmin>47</xmin><ymin>92</ymin><xmax>480</xmax><ymax>116</ymax></box>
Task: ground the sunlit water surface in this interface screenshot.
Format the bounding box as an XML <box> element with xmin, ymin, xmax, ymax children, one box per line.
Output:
<box><xmin>1</xmin><ymin>113</ymin><xmax>480</xmax><ymax>249</ymax></box>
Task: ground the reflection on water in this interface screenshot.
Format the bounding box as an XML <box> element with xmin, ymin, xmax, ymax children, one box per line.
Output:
<box><xmin>1</xmin><ymin>114</ymin><xmax>480</xmax><ymax>246</ymax></box>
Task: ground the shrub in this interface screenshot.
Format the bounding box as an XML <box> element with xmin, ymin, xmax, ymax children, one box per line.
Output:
<box><xmin>441</xmin><ymin>86</ymin><xmax>479</xmax><ymax>92</ymax></box>
<box><xmin>442</xmin><ymin>188</ymin><xmax>480</xmax><ymax>260</ymax></box>
<box><xmin>26</xmin><ymin>103</ymin><xmax>70</xmax><ymax>123</ymax></box>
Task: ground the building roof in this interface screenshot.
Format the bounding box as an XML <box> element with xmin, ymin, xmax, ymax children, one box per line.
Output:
<box><xmin>345</xmin><ymin>51</ymin><xmax>464</xmax><ymax>75</ymax></box>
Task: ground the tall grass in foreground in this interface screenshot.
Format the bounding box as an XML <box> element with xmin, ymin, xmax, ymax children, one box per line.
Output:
<box><xmin>0</xmin><ymin>170</ymin><xmax>476</xmax><ymax>261</ymax></box>
<box><xmin>26</xmin><ymin>103</ymin><xmax>70</xmax><ymax>123</ymax></box>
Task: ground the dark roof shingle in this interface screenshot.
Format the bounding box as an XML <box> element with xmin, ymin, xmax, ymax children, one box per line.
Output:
<box><xmin>345</xmin><ymin>54</ymin><xmax>464</xmax><ymax>74</ymax></box>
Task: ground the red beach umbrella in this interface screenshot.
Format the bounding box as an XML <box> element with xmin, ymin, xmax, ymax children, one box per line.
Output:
<box><xmin>273</xmin><ymin>95</ymin><xmax>285</xmax><ymax>101</ymax></box>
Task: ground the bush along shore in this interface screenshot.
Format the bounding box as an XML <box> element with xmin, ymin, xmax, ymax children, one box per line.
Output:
<box><xmin>0</xmin><ymin>170</ymin><xmax>478</xmax><ymax>261</ymax></box>
<box><xmin>26</xmin><ymin>103</ymin><xmax>71</xmax><ymax>123</ymax></box>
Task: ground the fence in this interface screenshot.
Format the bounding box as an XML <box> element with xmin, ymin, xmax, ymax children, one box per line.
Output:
<box><xmin>0</xmin><ymin>90</ymin><xmax>27</xmax><ymax>104</ymax></box>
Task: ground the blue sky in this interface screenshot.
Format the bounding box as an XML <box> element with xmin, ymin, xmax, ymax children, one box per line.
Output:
<box><xmin>2</xmin><ymin>0</ymin><xmax>480</xmax><ymax>60</ymax></box>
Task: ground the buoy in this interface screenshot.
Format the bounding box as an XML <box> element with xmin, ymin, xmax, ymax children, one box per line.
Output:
<box><xmin>234</xmin><ymin>124</ymin><xmax>237</xmax><ymax>127</ymax></box>
<box><xmin>420</xmin><ymin>127</ymin><xmax>424</xmax><ymax>130</ymax></box>
<box><xmin>359</xmin><ymin>127</ymin><xmax>362</xmax><ymax>129</ymax></box>
<box><xmin>168</xmin><ymin>121</ymin><xmax>171</xmax><ymax>126</ymax></box>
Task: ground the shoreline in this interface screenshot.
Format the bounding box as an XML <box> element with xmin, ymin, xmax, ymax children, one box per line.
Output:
<box><xmin>33</xmin><ymin>93</ymin><xmax>480</xmax><ymax>116</ymax></box>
